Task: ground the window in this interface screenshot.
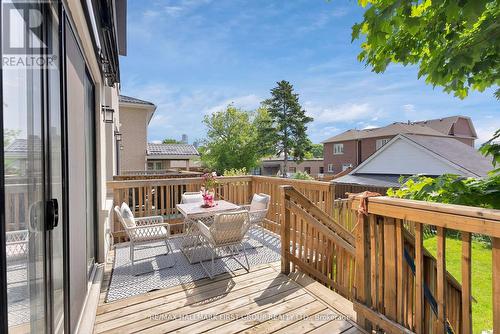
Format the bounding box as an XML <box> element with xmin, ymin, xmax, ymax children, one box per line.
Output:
<box><xmin>342</xmin><ymin>163</ymin><xmax>353</xmax><ymax>171</ymax></box>
<box><xmin>304</xmin><ymin>167</ymin><xmax>311</xmax><ymax>174</ymax></box>
<box><xmin>327</xmin><ymin>164</ymin><xmax>334</xmax><ymax>173</ymax></box>
<box><xmin>319</xmin><ymin>167</ymin><xmax>324</xmax><ymax>174</ymax></box>
<box><xmin>376</xmin><ymin>138</ymin><xmax>391</xmax><ymax>150</ymax></box>
<box><xmin>289</xmin><ymin>167</ymin><xmax>296</xmax><ymax>173</ymax></box>
<box><xmin>147</xmin><ymin>162</ymin><xmax>154</xmax><ymax>170</ymax></box>
<box><xmin>155</xmin><ymin>162</ymin><xmax>163</xmax><ymax>170</ymax></box>
<box><xmin>333</xmin><ymin>143</ymin><xmax>344</xmax><ymax>155</ymax></box>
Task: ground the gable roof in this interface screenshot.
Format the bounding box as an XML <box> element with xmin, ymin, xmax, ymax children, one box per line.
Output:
<box><xmin>413</xmin><ymin>115</ymin><xmax>477</xmax><ymax>138</ymax></box>
<box><xmin>350</xmin><ymin>134</ymin><xmax>492</xmax><ymax>177</ymax></box>
<box><xmin>147</xmin><ymin>143</ymin><xmax>199</xmax><ymax>157</ymax></box>
<box><xmin>5</xmin><ymin>138</ymin><xmax>42</xmax><ymax>153</ymax></box>
<box><xmin>119</xmin><ymin>94</ymin><xmax>155</xmax><ymax>106</ymax></box>
<box><xmin>322</xmin><ymin>122</ymin><xmax>447</xmax><ymax>143</ymax></box>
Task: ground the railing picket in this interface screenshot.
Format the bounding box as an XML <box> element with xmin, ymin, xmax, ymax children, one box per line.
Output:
<box><xmin>415</xmin><ymin>223</ymin><xmax>424</xmax><ymax>334</ymax></box>
<box><xmin>461</xmin><ymin>232</ymin><xmax>472</xmax><ymax>334</ymax></box>
<box><xmin>384</xmin><ymin>217</ymin><xmax>397</xmax><ymax>321</ymax></box>
<box><xmin>396</xmin><ymin>219</ymin><xmax>405</xmax><ymax>324</ymax></box>
<box><xmin>436</xmin><ymin>227</ymin><xmax>446</xmax><ymax>334</ymax></box>
<box><xmin>369</xmin><ymin>215</ymin><xmax>377</xmax><ymax>310</ymax></box>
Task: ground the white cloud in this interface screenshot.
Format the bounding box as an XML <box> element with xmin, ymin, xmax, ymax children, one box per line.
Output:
<box><xmin>305</xmin><ymin>102</ymin><xmax>376</xmax><ymax>124</ymax></box>
<box><xmin>475</xmin><ymin>121</ymin><xmax>500</xmax><ymax>146</ymax></box>
<box><xmin>403</xmin><ymin>104</ymin><xmax>415</xmax><ymax>114</ymax></box>
<box><xmin>362</xmin><ymin>125</ymin><xmax>378</xmax><ymax>129</ymax></box>
<box><xmin>203</xmin><ymin>94</ymin><xmax>262</xmax><ymax>115</ymax></box>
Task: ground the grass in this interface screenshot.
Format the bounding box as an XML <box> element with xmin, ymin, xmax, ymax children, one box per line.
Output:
<box><xmin>423</xmin><ymin>236</ymin><xmax>492</xmax><ymax>334</ymax></box>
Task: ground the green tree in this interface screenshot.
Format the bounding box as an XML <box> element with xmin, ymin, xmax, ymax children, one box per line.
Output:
<box><xmin>310</xmin><ymin>143</ymin><xmax>324</xmax><ymax>158</ymax></box>
<box><xmin>162</xmin><ymin>138</ymin><xmax>182</xmax><ymax>144</ymax></box>
<box><xmin>352</xmin><ymin>0</ymin><xmax>500</xmax><ymax>99</ymax></box>
<box><xmin>201</xmin><ymin>105</ymin><xmax>271</xmax><ymax>173</ymax></box>
<box><xmin>263</xmin><ymin>80</ymin><xmax>313</xmax><ymax>176</ymax></box>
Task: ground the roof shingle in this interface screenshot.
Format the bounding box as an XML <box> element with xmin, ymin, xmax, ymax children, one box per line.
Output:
<box><xmin>119</xmin><ymin>95</ymin><xmax>155</xmax><ymax>106</ymax></box>
<box><xmin>147</xmin><ymin>143</ymin><xmax>199</xmax><ymax>156</ymax></box>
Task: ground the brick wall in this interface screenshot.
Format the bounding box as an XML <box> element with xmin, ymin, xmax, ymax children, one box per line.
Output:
<box><xmin>323</xmin><ymin>140</ymin><xmax>358</xmax><ymax>174</ymax></box>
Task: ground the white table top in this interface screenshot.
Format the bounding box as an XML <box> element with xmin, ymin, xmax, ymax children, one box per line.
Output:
<box><xmin>176</xmin><ymin>200</ymin><xmax>240</xmax><ymax>218</ymax></box>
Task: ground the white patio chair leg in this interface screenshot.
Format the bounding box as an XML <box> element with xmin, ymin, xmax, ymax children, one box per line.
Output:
<box><xmin>231</xmin><ymin>242</ymin><xmax>250</xmax><ymax>273</ymax></box>
<box><xmin>130</xmin><ymin>242</ymin><xmax>134</xmax><ymax>264</ymax></box>
<box><xmin>211</xmin><ymin>249</ymin><xmax>215</xmax><ymax>278</ymax></box>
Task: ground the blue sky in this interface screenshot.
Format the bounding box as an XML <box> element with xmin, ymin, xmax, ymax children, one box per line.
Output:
<box><xmin>120</xmin><ymin>0</ymin><xmax>499</xmax><ymax>146</ymax></box>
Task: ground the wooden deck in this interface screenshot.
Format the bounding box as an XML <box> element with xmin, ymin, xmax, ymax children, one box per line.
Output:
<box><xmin>94</xmin><ymin>261</ymin><xmax>364</xmax><ymax>334</ymax></box>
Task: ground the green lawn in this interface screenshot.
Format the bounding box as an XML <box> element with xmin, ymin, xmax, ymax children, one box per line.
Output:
<box><xmin>423</xmin><ymin>236</ymin><xmax>492</xmax><ymax>334</ymax></box>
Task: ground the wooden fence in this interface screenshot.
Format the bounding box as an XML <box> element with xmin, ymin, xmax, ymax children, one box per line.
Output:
<box><xmin>350</xmin><ymin>196</ymin><xmax>500</xmax><ymax>334</ymax></box>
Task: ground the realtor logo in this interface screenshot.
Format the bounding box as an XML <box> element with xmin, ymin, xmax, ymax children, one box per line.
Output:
<box><xmin>2</xmin><ymin>1</ymin><xmax>56</xmax><ymax>68</ymax></box>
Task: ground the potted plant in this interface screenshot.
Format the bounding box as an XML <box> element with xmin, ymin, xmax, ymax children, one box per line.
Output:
<box><xmin>201</xmin><ymin>172</ymin><xmax>218</xmax><ymax>207</ymax></box>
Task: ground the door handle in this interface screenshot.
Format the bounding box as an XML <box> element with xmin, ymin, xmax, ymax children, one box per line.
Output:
<box><xmin>46</xmin><ymin>199</ymin><xmax>59</xmax><ymax>230</ymax></box>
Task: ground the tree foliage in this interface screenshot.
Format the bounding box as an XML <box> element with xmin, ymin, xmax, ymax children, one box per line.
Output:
<box><xmin>263</xmin><ymin>80</ymin><xmax>313</xmax><ymax>174</ymax></box>
<box><xmin>162</xmin><ymin>138</ymin><xmax>182</xmax><ymax>144</ymax></box>
<box><xmin>479</xmin><ymin>129</ymin><xmax>500</xmax><ymax>174</ymax></box>
<box><xmin>292</xmin><ymin>171</ymin><xmax>314</xmax><ymax>180</ymax></box>
<box><xmin>388</xmin><ymin>174</ymin><xmax>500</xmax><ymax>209</ymax></box>
<box><xmin>310</xmin><ymin>143</ymin><xmax>324</xmax><ymax>158</ymax></box>
<box><xmin>352</xmin><ymin>0</ymin><xmax>500</xmax><ymax>99</ymax></box>
<box><xmin>201</xmin><ymin>105</ymin><xmax>271</xmax><ymax>174</ymax></box>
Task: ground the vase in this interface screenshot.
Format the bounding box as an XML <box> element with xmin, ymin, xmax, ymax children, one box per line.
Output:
<box><xmin>202</xmin><ymin>191</ymin><xmax>215</xmax><ymax>207</ymax></box>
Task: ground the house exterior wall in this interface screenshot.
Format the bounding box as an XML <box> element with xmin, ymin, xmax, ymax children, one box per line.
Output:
<box><xmin>323</xmin><ymin>140</ymin><xmax>357</xmax><ymax>174</ymax></box>
<box><xmin>119</xmin><ymin>105</ymin><xmax>154</xmax><ymax>171</ymax></box>
<box><xmin>260</xmin><ymin>159</ymin><xmax>324</xmax><ymax>176</ymax></box>
<box><xmin>360</xmin><ymin>135</ymin><xmax>395</xmax><ymax>161</ymax></box>
<box><xmin>451</xmin><ymin>118</ymin><xmax>475</xmax><ymax>146</ymax></box>
<box><xmin>355</xmin><ymin>139</ymin><xmax>463</xmax><ymax>175</ymax></box>
<box><xmin>452</xmin><ymin>117</ymin><xmax>473</xmax><ymax>137</ymax></box>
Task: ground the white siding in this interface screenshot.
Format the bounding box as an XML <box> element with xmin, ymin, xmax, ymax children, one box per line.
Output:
<box><xmin>355</xmin><ymin>138</ymin><xmax>463</xmax><ymax>175</ymax></box>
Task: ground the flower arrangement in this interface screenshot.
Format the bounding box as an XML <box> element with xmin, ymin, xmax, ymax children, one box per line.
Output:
<box><xmin>200</xmin><ymin>172</ymin><xmax>218</xmax><ymax>207</ymax></box>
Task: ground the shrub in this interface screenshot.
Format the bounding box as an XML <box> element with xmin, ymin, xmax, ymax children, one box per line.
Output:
<box><xmin>292</xmin><ymin>171</ymin><xmax>314</xmax><ymax>180</ymax></box>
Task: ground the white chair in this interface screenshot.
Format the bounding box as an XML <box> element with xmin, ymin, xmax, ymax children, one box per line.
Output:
<box><xmin>240</xmin><ymin>193</ymin><xmax>271</xmax><ymax>234</ymax></box>
<box><xmin>181</xmin><ymin>192</ymin><xmax>203</xmax><ymax>204</ymax></box>
<box><xmin>114</xmin><ymin>202</ymin><xmax>175</xmax><ymax>272</ymax></box>
<box><xmin>196</xmin><ymin>210</ymin><xmax>251</xmax><ymax>279</ymax></box>
<box><xmin>180</xmin><ymin>191</ymin><xmax>205</xmax><ymax>236</ymax></box>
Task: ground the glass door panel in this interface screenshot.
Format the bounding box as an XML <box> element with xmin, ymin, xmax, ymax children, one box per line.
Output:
<box><xmin>2</xmin><ymin>1</ymin><xmax>46</xmax><ymax>332</ymax></box>
<box><xmin>46</xmin><ymin>4</ymin><xmax>64</xmax><ymax>333</ymax></box>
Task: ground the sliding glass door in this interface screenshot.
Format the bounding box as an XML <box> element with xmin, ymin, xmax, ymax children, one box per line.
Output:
<box><xmin>1</xmin><ymin>1</ymin><xmax>63</xmax><ymax>332</ymax></box>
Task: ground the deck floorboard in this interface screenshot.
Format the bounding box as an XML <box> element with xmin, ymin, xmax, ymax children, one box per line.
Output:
<box><xmin>94</xmin><ymin>252</ymin><xmax>363</xmax><ymax>334</ymax></box>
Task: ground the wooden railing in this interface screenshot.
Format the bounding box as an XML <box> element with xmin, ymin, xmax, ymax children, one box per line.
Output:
<box><xmin>280</xmin><ymin>185</ymin><xmax>356</xmax><ymax>300</ymax></box>
<box><xmin>107</xmin><ymin>176</ymin><xmax>253</xmax><ymax>240</ymax></box>
<box><xmin>107</xmin><ymin>175</ymin><xmax>499</xmax><ymax>332</ymax></box>
<box><xmin>4</xmin><ymin>183</ymin><xmax>29</xmax><ymax>232</ymax></box>
<box><xmin>107</xmin><ymin>175</ymin><xmax>333</xmax><ymax>240</ymax></box>
<box><xmin>252</xmin><ymin>176</ymin><xmax>333</xmax><ymax>234</ymax></box>
<box><xmin>350</xmin><ymin>196</ymin><xmax>500</xmax><ymax>334</ymax></box>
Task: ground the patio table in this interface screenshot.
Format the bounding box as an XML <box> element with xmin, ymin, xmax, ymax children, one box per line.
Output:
<box><xmin>176</xmin><ymin>200</ymin><xmax>240</xmax><ymax>263</ymax></box>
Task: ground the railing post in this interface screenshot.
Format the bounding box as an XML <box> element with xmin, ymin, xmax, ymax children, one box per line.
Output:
<box><xmin>280</xmin><ymin>185</ymin><xmax>292</xmax><ymax>275</ymax></box>
<box><xmin>355</xmin><ymin>210</ymin><xmax>371</xmax><ymax>330</ymax></box>
<box><xmin>327</xmin><ymin>181</ymin><xmax>335</xmax><ymax>216</ymax></box>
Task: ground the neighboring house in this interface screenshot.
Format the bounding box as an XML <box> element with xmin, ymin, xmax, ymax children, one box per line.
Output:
<box><xmin>256</xmin><ymin>157</ymin><xmax>325</xmax><ymax>178</ymax></box>
<box><xmin>147</xmin><ymin>143</ymin><xmax>200</xmax><ymax>171</ymax></box>
<box><xmin>4</xmin><ymin>139</ymin><xmax>43</xmax><ymax>176</ymax></box>
<box><xmin>322</xmin><ymin>116</ymin><xmax>477</xmax><ymax>175</ymax></box>
<box><xmin>331</xmin><ymin>133</ymin><xmax>492</xmax><ymax>197</ymax></box>
<box><xmin>118</xmin><ymin>95</ymin><xmax>157</xmax><ymax>172</ymax></box>
<box><xmin>1</xmin><ymin>1</ymin><xmax>127</xmax><ymax>332</ymax></box>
